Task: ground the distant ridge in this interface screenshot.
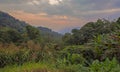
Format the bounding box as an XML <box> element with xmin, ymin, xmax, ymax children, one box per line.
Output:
<box><xmin>0</xmin><ymin>11</ymin><xmax>62</xmax><ymax>39</ymax></box>
<box><xmin>0</xmin><ymin>11</ymin><xmax>27</xmax><ymax>32</ymax></box>
<box><xmin>38</xmin><ymin>27</ymin><xmax>62</xmax><ymax>39</ymax></box>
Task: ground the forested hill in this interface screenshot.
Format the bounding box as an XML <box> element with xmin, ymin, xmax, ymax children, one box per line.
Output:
<box><xmin>38</xmin><ymin>27</ymin><xmax>62</xmax><ymax>39</ymax></box>
<box><xmin>0</xmin><ymin>11</ymin><xmax>62</xmax><ymax>38</ymax></box>
<box><xmin>0</xmin><ymin>11</ymin><xmax>27</xmax><ymax>32</ymax></box>
<box><xmin>63</xmin><ymin>18</ymin><xmax>120</xmax><ymax>45</ymax></box>
<box><xmin>1</xmin><ymin>11</ymin><xmax>120</xmax><ymax>72</ymax></box>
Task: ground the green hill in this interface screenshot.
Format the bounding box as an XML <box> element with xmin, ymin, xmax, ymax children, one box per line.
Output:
<box><xmin>0</xmin><ymin>11</ymin><xmax>62</xmax><ymax>39</ymax></box>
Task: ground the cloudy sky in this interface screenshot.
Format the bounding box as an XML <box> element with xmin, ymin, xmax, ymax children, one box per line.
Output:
<box><xmin>0</xmin><ymin>0</ymin><xmax>120</xmax><ymax>33</ymax></box>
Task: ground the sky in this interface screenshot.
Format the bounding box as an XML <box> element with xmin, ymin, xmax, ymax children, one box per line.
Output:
<box><xmin>0</xmin><ymin>0</ymin><xmax>120</xmax><ymax>33</ymax></box>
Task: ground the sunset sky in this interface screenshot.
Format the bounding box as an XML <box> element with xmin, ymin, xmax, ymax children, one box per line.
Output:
<box><xmin>0</xmin><ymin>0</ymin><xmax>120</xmax><ymax>33</ymax></box>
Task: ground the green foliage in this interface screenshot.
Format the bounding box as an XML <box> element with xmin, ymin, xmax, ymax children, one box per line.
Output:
<box><xmin>0</xmin><ymin>11</ymin><xmax>62</xmax><ymax>44</ymax></box>
<box><xmin>62</xmin><ymin>33</ymin><xmax>73</xmax><ymax>45</ymax></box>
<box><xmin>38</xmin><ymin>27</ymin><xmax>62</xmax><ymax>43</ymax></box>
<box><xmin>70</xmin><ymin>54</ymin><xmax>85</xmax><ymax>64</ymax></box>
<box><xmin>0</xmin><ymin>11</ymin><xmax>27</xmax><ymax>32</ymax></box>
<box><xmin>0</xmin><ymin>42</ymin><xmax>53</xmax><ymax>67</ymax></box>
<box><xmin>1</xmin><ymin>11</ymin><xmax>120</xmax><ymax>72</ymax></box>
<box><xmin>0</xmin><ymin>27</ymin><xmax>23</xmax><ymax>43</ymax></box>
<box><xmin>0</xmin><ymin>62</ymin><xmax>54</xmax><ymax>72</ymax></box>
<box><xmin>90</xmin><ymin>32</ymin><xmax>120</xmax><ymax>61</ymax></box>
<box><xmin>26</xmin><ymin>25</ymin><xmax>41</xmax><ymax>40</ymax></box>
<box><xmin>89</xmin><ymin>58</ymin><xmax>120</xmax><ymax>72</ymax></box>
<box><xmin>63</xmin><ymin>18</ymin><xmax>120</xmax><ymax>45</ymax></box>
<box><xmin>0</xmin><ymin>48</ymin><xmax>31</xmax><ymax>67</ymax></box>
<box><xmin>1</xmin><ymin>58</ymin><xmax>120</xmax><ymax>72</ymax></box>
<box><xmin>60</xmin><ymin>45</ymin><xmax>94</xmax><ymax>65</ymax></box>
<box><xmin>117</xmin><ymin>17</ymin><xmax>120</xmax><ymax>24</ymax></box>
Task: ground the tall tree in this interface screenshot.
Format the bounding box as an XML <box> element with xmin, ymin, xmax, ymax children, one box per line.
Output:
<box><xmin>26</xmin><ymin>25</ymin><xmax>41</xmax><ymax>40</ymax></box>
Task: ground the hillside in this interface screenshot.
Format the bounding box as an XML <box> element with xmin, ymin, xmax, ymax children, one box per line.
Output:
<box><xmin>0</xmin><ymin>11</ymin><xmax>62</xmax><ymax>39</ymax></box>
<box><xmin>38</xmin><ymin>27</ymin><xmax>62</xmax><ymax>39</ymax></box>
<box><xmin>1</xmin><ymin>11</ymin><xmax>120</xmax><ymax>72</ymax></box>
<box><xmin>0</xmin><ymin>11</ymin><xmax>27</xmax><ymax>32</ymax></box>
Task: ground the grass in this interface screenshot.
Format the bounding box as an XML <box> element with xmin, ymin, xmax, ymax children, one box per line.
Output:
<box><xmin>0</xmin><ymin>59</ymin><xmax>120</xmax><ymax>72</ymax></box>
<box><xmin>0</xmin><ymin>62</ymin><xmax>88</xmax><ymax>72</ymax></box>
<box><xmin>0</xmin><ymin>62</ymin><xmax>57</xmax><ymax>72</ymax></box>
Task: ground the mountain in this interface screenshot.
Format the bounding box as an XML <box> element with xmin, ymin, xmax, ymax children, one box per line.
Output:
<box><xmin>0</xmin><ymin>11</ymin><xmax>27</xmax><ymax>32</ymax></box>
<box><xmin>37</xmin><ymin>27</ymin><xmax>62</xmax><ymax>39</ymax></box>
<box><xmin>0</xmin><ymin>11</ymin><xmax>62</xmax><ymax>39</ymax></box>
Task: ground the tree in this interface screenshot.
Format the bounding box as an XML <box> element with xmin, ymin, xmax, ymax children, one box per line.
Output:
<box><xmin>117</xmin><ymin>17</ymin><xmax>120</xmax><ymax>24</ymax></box>
<box><xmin>26</xmin><ymin>25</ymin><xmax>41</xmax><ymax>40</ymax></box>
<box><xmin>63</xmin><ymin>19</ymin><xmax>120</xmax><ymax>45</ymax></box>
<box><xmin>0</xmin><ymin>27</ymin><xmax>23</xmax><ymax>43</ymax></box>
<box><xmin>62</xmin><ymin>33</ymin><xmax>73</xmax><ymax>45</ymax></box>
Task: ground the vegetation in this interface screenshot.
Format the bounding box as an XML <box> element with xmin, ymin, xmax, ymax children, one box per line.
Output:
<box><xmin>0</xmin><ymin>11</ymin><xmax>120</xmax><ymax>72</ymax></box>
<box><xmin>63</xmin><ymin>19</ymin><xmax>120</xmax><ymax>45</ymax></box>
<box><xmin>0</xmin><ymin>11</ymin><xmax>62</xmax><ymax>42</ymax></box>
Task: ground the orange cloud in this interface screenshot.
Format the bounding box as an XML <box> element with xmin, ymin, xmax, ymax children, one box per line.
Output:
<box><xmin>9</xmin><ymin>10</ymin><xmax>87</xmax><ymax>31</ymax></box>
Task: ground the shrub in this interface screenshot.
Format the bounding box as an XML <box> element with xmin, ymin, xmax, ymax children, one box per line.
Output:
<box><xmin>89</xmin><ymin>58</ymin><xmax>120</xmax><ymax>72</ymax></box>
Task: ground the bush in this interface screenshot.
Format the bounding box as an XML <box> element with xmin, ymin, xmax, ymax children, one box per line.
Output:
<box><xmin>89</xmin><ymin>58</ymin><xmax>120</xmax><ymax>72</ymax></box>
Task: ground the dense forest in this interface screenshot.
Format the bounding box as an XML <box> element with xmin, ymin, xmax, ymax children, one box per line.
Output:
<box><xmin>0</xmin><ymin>11</ymin><xmax>120</xmax><ymax>72</ymax></box>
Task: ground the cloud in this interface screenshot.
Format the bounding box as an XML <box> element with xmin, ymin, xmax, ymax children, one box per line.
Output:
<box><xmin>48</xmin><ymin>0</ymin><xmax>63</xmax><ymax>5</ymax></box>
<box><xmin>1</xmin><ymin>0</ymin><xmax>120</xmax><ymax>17</ymax></box>
<box><xmin>27</xmin><ymin>0</ymin><xmax>40</xmax><ymax>5</ymax></box>
<box><xmin>80</xmin><ymin>8</ymin><xmax>120</xmax><ymax>15</ymax></box>
<box><xmin>9</xmin><ymin>10</ymin><xmax>86</xmax><ymax>32</ymax></box>
<box><xmin>53</xmin><ymin>15</ymin><xmax>68</xmax><ymax>20</ymax></box>
<box><xmin>0</xmin><ymin>0</ymin><xmax>120</xmax><ymax>33</ymax></box>
<box><xmin>38</xmin><ymin>13</ymin><xmax>48</xmax><ymax>16</ymax></box>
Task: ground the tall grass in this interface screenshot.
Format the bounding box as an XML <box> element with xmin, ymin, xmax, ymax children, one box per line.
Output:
<box><xmin>0</xmin><ymin>62</ymin><xmax>53</xmax><ymax>72</ymax></box>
